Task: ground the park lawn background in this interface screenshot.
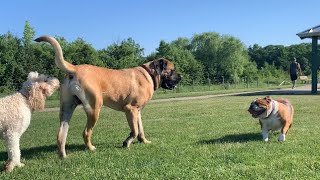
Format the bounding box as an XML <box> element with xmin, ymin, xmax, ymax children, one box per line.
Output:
<box><xmin>0</xmin><ymin>95</ymin><xmax>319</xmax><ymax>179</ymax></box>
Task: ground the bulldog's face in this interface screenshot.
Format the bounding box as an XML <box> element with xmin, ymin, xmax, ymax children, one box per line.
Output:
<box><xmin>248</xmin><ymin>96</ymin><xmax>272</xmax><ymax>118</ymax></box>
<box><xmin>152</xmin><ymin>59</ymin><xmax>182</xmax><ymax>90</ymax></box>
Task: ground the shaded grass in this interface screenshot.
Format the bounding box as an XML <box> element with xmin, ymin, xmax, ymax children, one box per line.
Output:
<box><xmin>0</xmin><ymin>95</ymin><xmax>320</xmax><ymax>179</ymax></box>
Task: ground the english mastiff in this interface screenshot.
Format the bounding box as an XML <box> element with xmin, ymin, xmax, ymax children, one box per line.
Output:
<box><xmin>35</xmin><ymin>36</ymin><xmax>181</xmax><ymax>158</ymax></box>
<box><xmin>248</xmin><ymin>96</ymin><xmax>294</xmax><ymax>142</ymax></box>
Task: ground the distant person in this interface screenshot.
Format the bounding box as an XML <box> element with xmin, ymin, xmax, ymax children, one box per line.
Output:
<box><xmin>289</xmin><ymin>57</ymin><xmax>302</xmax><ymax>89</ymax></box>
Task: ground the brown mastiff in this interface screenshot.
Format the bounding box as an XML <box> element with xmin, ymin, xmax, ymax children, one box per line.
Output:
<box><xmin>35</xmin><ymin>36</ymin><xmax>181</xmax><ymax>158</ymax></box>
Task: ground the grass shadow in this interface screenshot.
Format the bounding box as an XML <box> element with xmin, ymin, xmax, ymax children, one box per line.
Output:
<box><xmin>0</xmin><ymin>144</ymin><xmax>85</xmax><ymax>161</ymax></box>
<box><xmin>199</xmin><ymin>132</ymin><xmax>261</xmax><ymax>144</ymax></box>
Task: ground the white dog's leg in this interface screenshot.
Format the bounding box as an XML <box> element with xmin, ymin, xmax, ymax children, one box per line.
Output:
<box><xmin>278</xmin><ymin>133</ymin><xmax>286</xmax><ymax>142</ymax></box>
<box><xmin>261</xmin><ymin>128</ymin><xmax>269</xmax><ymax>142</ymax></box>
<box><xmin>58</xmin><ymin>101</ymin><xmax>78</xmax><ymax>158</ymax></box>
<box><xmin>58</xmin><ymin>83</ymin><xmax>79</xmax><ymax>158</ymax></box>
<box><xmin>4</xmin><ymin>133</ymin><xmax>24</xmax><ymax>172</ymax></box>
<box><xmin>57</xmin><ymin>121</ymin><xmax>70</xmax><ymax>158</ymax></box>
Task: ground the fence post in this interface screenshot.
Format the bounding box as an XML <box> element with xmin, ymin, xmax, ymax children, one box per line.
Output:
<box><xmin>192</xmin><ymin>79</ymin><xmax>195</xmax><ymax>91</ymax></box>
<box><xmin>246</xmin><ymin>76</ymin><xmax>249</xmax><ymax>88</ymax></box>
<box><xmin>222</xmin><ymin>76</ymin><xmax>224</xmax><ymax>86</ymax></box>
<box><xmin>242</xmin><ymin>78</ymin><xmax>245</xmax><ymax>88</ymax></box>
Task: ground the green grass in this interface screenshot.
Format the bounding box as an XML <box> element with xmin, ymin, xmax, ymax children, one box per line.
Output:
<box><xmin>1</xmin><ymin>95</ymin><xmax>320</xmax><ymax>179</ymax></box>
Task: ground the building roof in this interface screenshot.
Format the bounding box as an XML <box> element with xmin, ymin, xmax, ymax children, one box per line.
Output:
<box><xmin>296</xmin><ymin>25</ymin><xmax>320</xmax><ymax>39</ymax></box>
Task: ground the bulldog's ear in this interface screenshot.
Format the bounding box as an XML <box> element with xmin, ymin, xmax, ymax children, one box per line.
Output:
<box><xmin>265</xmin><ymin>96</ymin><xmax>272</xmax><ymax>103</ymax></box>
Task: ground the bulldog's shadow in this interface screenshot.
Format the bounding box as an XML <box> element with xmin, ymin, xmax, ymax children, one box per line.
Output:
<box><xmin>0</xmin><ymin>144</ymin><xmax>85</xmax><ymax>161</ymax></box>
<box><xmin>199</xmin><ymin>132</ymin><xmax>261</xmax><ymax>144</ymax></box>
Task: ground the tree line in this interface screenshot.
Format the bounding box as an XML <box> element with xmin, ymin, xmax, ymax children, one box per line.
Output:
<box><xmin>0</xmin><ymin>21</ymin><xmax>318</xmax><ymax>92</ymax></box>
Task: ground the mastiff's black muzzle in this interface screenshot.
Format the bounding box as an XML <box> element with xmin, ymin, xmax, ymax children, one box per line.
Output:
<box><xmin>161</xmin><ymin>70</ymin><xmax>182</xmax><ymax>90</ymax></box>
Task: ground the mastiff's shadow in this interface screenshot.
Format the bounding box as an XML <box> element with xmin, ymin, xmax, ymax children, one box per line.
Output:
<box><xmin>199</xmin><ymin>132</ymin><xmax>261</xmax><ymax>144</ymax></box>
<box><xmin>0</xmin><ymin>144</ymin><xmax>85</xmax><ymax>162</ymax></box>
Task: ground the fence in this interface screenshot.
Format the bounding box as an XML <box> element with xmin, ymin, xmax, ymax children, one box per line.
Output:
<box><xmin>0</xmin><ymin>76</ymin><xmax>300</xmax><ymax>97</ymax></box>
<box><xmin>157</xmin><ymin>76</ymin><xmax>294</xmax><ymax>95</ymax></box>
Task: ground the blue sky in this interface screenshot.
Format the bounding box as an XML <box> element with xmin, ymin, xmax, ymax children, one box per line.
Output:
<box><xmin>1</xmin><ymin>0</ymin><xmax>319</xmax><ymax>55</ymax></box>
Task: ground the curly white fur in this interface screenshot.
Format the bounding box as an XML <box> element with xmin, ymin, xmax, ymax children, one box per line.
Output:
<box><xmin>0</xmin><ymin>72</ymin><xmax>59</xmax><ymax>172</ymax></box>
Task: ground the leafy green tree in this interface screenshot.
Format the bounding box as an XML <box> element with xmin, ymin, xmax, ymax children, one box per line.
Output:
<box><xmin>21</xmin><ymin>21</ymin><xmax>46</xmax><ymax>80</ymax></box>
<box><xmin>258</xmin><ymin>62</ymin><xmax>287</xmax><ymax>84</ymax></box>
<box><xmin>242</xmin><ymin>61</ymin><xmax>258</xmax><ymax>82</ymax></box>
<box><xmin>263</xmin><ymin>45</ymin><xmax>289</xmax><ymax>70</ymax></box>
<box><xmin>248</xmin><ymin>44</ymin><xmax>266</xmax><ymax>69</ymax></box>
<box><xmin>191</xmin><ymin>32</ymin><xmax>220</xmax><ymax>81</ymax></box>
<box><xmin>191</xmin><ymin>32</ymin><xmax>250</xmax><ymax>83</ymax></box>
<box><xmin>99</xmin><ymin>38</ymin><xmax>144</xmax><ymax>69</ymax></box>
<box><xmin>65</xmin><ymin>38</ymin><xmax>103</xmax><ymax>67</ymax></box>
<box><xmin>217</xmin><ymin>35</ymin><xmax>250</xmax><ymax>82</ymax></box>
<box><xmin>248</xmin><ymin>43</ymin><xmax>313</xmax><ymax>76</ymax></box>
<box><xmin>22</xmin><ymin>20</ymin><xmax>35</xmax><ymax>47</ymax></box>
<box><xmin>155</xmin><ymin>39</ymin><xmax>204</xmax><ymax>84</ymax></box>
<box><xmin>0</xmin><ymin>33</ymin><xmax>24</xmax><ymax>90</ymax></box>
<box><xmin>0</xmin><ymin>22</ymin><xmax>318</xmax><ymax>92</ymax></box>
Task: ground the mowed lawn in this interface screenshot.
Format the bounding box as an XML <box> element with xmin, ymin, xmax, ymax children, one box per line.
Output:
<box><xmin>0</xmin><ymin>95</ymin><xmax>320</xmax><ymax>179</ymax></box>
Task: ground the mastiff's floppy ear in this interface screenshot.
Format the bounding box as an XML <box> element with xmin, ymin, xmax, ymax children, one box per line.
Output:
<box><xmin>150</xmin><ymin>58</ymin><xmax>167</xmax><ymax>75</ymax></box>
<box><xmin>157</xmin><ymin>59</ymin><xmax>167</xmax><ymax>74</ymax></box>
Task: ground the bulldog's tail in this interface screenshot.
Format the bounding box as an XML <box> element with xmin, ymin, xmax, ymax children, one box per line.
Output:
<box><xmin>34</xmin><ymin>36</ymin><xmax>76</xmax><ymax>73</ymax></box>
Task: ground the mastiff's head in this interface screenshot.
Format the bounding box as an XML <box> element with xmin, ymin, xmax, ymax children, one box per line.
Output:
<box><xmin>248</xmin><ymin>96</ymin><xmax>273</xmax><ymax>118</ymax></box>
<box><xmin>145</xmin><ymin>58</ymin><xmax>182</xmax><ymax>90</ymax></box>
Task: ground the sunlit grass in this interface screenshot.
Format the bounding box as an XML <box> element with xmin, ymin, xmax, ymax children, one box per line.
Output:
<box><xmin>0</xmin><ymin>95</ymin><xmax>319</xmax><ymax>179</ymax></box>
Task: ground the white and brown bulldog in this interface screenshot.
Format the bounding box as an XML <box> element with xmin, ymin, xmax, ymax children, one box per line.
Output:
<box><xmin>248</xmin><ymin>96</ymin><xmax>294</xmax><ymax>142</ymax></box>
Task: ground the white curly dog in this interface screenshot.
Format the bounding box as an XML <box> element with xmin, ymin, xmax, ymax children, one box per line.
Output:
<box><xmin>0</xmin><ymin>72</ymin><xmax>59</xmax><ymax>172</ymax></box>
